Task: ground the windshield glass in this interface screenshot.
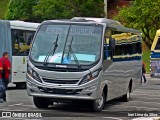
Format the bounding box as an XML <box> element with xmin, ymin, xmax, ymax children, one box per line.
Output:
<box><xmin>30</xmin><ymin>23</ymin><xmax>103</xmax><ymax>66</ymax></box>
<box><xmin>155</xmin><ymin>37</ymin><xmax>160</xmax><ymax>50</ymax></box>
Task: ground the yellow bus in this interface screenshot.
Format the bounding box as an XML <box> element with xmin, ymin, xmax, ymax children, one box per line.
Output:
<box><xmin>150</xmin><ymin>29</ymin><xmax>160</xmax><ymax>77</ymax></box>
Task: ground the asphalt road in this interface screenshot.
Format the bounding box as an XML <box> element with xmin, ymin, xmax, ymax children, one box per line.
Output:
<box><xmin>0</xmin><ymin>77</ymin><xmax>160</xmax><ymax>120</ymax></box>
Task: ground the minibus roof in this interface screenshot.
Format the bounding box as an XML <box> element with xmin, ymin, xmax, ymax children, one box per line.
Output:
<box><xmin>10</xmin><ymin>20</ymin><xmax>40</xmax><ymax>31</ymax></box>
<box><xmin>42</xmin><ymin>17</ymin><xmax>141</xmax><ymax>34</ymax></box>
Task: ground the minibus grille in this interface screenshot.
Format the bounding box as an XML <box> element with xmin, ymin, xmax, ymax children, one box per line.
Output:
<box><xmin>42</xmin><ymin>78</ymin><xmax>79</xmax><ymax>84</ymax></box>
<box><xmin>36</xmin><ymin>66</ymin><xmax>86</xmax><ymax>72</ymax></box>
<box><xmin>38</xmin><ymin>87</ymin><xmax>82</xmax><ymax>95</ymax></box>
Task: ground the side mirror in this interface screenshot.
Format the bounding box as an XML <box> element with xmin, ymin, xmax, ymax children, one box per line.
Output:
<box><xmin>109</xmin><ymin>38</ymin><xmax>115</xmax><ymax>50</ymax></box>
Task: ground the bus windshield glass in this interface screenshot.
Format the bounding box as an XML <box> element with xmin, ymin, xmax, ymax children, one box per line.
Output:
<box><xmin>30</xmin><ymin>24</ymin><xmax>103</xmax><ymax>66</ymax></box>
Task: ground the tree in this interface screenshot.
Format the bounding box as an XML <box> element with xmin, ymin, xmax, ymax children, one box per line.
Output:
<box><xmin>5</xmin><ymin>0</ymin><xmax>38</xmax><ymax>21</ymax></box>
<box><xmin>115</xmin><ymin>0</ymin><xmax>160</xmax><ymax>47</ymax></box>
<box><xmin>33</xmin><ymin>0</ymin><xmax>105</xmax><ymax>20</ymax></box>
<box><xmin>33</xmin><ymin>0</ymin><xmax>73</xmax><ymax>20</ymax></box>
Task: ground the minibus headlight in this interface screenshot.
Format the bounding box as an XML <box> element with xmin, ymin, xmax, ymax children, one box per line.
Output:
<box><xmin>27</xmin><ymin>65</ymin><xmax>32</xmax><ymax>76</ymax></box>
<box><xmin>27</xmin><ymin>65</ymin><xmax>42</xmax><ymax>83</ymax></box>
<box><xmin>79</xmin><ymin>70</ymin><xmax>100</xmax><ymax>85</ymax></box>
<box><xmin>32</xmin><ymin>71</ymin><xmax>40</xmax><ymax>80</ymax></box>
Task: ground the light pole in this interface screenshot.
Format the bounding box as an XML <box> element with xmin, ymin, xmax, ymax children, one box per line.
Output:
<box><xmin>104</xmin><ymin>0</ymin><xmax>107</xmax><ymax>18</ymax></box>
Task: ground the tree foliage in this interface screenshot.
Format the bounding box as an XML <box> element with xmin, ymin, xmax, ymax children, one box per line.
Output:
<box><xmin>5</xmin><ymin>0</ymin><xmax>38</xmax><ymax>21</ymax></box>
<box><xmin>33</xmin><ymin>0</ymin><xmax>105</xmax><ymax>20</ymax></box>
<box><xmin>115</xmin><ymin>0</ymin><xmax>160</xmax><ymax>47</ymax></box>
<box><xmin>5</xmin><ymin>0</ymin><xmax>104</xmax><ymax>22</ymax></box>
<box><xmin>33</xmin><ymin>0</ymin><xmax>73</xmax><ymax>20</ymax></box>
<box><xmin>0</xmin><ymin>0</ymin><xmax>9</xmax><ymax>19</ymax></box>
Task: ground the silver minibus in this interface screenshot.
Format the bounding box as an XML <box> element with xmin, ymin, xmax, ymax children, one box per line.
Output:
<box><xmin>27</xmin><ymin>17</ymin><xmax>142</xmax><ymax>111</ymax></box>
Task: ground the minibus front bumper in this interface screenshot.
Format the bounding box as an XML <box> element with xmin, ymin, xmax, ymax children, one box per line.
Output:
<box><xmin>26</xmin><ymin>74</ymin><xmax>102</xmax><ymax>100</ymax></box>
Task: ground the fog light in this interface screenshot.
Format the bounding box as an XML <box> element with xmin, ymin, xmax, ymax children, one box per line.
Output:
<box><xmin>30</xmin><ymin>89</ymin><xmax>35</xmax><ymax>92</ymax></box>
<box><xmin>87</xmin><ymin>93</ymin><xmax>92</xmax><ymax>96</ymax></box>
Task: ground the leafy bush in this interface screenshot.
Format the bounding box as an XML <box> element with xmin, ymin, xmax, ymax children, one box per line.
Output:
<box><xmin>5</xmin><ymin>0</ymin><xmax>38</xmax><ymax>21</ymax></box>
<box><xmin>115</xmin><ymin>0</ymin><xmax>160</xmax><ymax>47</ymax></box>
<box><xmin>5</xmin><ymin>0</ymin><xmax>105</xmax><ymax>22</ymax></box>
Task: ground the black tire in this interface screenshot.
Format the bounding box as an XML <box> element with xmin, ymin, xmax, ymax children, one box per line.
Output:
<box><xmin>92</xmin><ymin>91</ymin><xmax>106</xmax><ymax>112</ymax></box>
<box><xmin>120</xmin><ymin>87</ymin><xmax>130</xmax><ymax>102</ymax></box>
<box><xmin>33</xmin><ymin>97</ymin><xmax>49</xmax><ymax>108</ymax></box>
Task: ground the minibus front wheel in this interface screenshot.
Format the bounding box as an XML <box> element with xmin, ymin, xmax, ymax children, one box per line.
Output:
<box><xmin>92</xmin><ymin>91</ymin><xmax>105</xmax><ymax>112</ymax></box>
<box><xmin>33</xmin><ymin>97</ymin><xmax>50</xmax><ymax>108</ymax></box>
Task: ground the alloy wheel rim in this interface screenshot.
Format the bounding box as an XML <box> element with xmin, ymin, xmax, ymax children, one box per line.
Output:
<box><xmin>95</xmin><ymin>95</ymin><xmax>104</xmax><ymax>108</ymax></box>
<box><xmin>127</xmin><ymin>89</ymin><xmax>130</xmax><ymax>100</ymax></box>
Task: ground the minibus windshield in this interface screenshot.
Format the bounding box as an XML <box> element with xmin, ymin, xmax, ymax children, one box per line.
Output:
<box><xmin>30</xmin><ymin>23</ymin><xmax>103</xmax><ymax>66</ymax></box>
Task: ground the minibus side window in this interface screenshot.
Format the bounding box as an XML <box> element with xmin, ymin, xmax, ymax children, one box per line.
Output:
<box><xmin>112</xmin><ymin>30</ymin><xmax>124</xmax><ymax>57</ymax></box>
<box><xmin>132</xmin><ymin>36</ymin><xmax>142</xmax><ymax>54</ymax></box>
<box><xmin>104</xmin><ymin>29</ymin><xmax>112</xmax><ymax>60</ymax></box>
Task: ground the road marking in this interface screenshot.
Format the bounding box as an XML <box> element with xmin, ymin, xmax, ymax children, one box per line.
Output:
<box><xmin>0</xmin><ymin>109</ymin><xmax>7</xmax><ymax>111</ymax></box>
<box><xmin>128</xmin><ymin>100</ymin><xmax>160</xmax><ymax>105</ymax></box>
<box><xmin>132</xmin><ymin>91</ymin><xmax>160</xmax><ymax>94</ymax></box>
<box><xmin>103</xmin><ymin>117</ymin><xmax>123</xmax><ymax>120</ymax></box>
<box><xmin>103</xmin><ymin>105</ymin><xmax>159</xmax><ymax>111</ymax></box>
<box><xmin>24</xmin><ymin>119</ymin><xmax>43</xmax><ymax>120</ymax></box>
<box><xmin>133</xmin><ymin>91</ymin><xmax>160</xmax><ymax>94</ymax></box>
<box><xmin>132</xmin><ymin>95</ymin><xmax>160</xmax><ymax>99</ymax></box>
<box><xmin>131</xmin><ymin>94</ymin><xmax>160</xmax><ymax>97</ymax></box>
<box><xmin>133</xmin><ymin>90</ymin><xmax>160</xmax><ymax>93</ymax></box>
<box><xmin>132</xmin><ymin>117</ymin><xmax>160</xmax><ymax>120</ymax></box>
<box><xmin>134</xmin><ymin>97</ymin><xmax>160</xmax><ymax>100</ymax></box>
<box><xmin>9</xmin><ymin>103</ymin><xmax>23</xmax><ymax>106</ymax></box>
<box><xmin>22</xmin><ymin>105</ymin><xmax>34</xmax><ymax>107</ymax></box>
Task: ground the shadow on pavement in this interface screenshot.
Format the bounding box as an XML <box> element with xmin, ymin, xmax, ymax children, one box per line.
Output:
<box><xmin>38</xmin><ymin>98</ymin><xmax>126</xmax><ymax>113</ymax></box>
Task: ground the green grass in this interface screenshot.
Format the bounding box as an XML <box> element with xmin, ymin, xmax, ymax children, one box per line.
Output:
<box><xmin>0</xmin><ymin>0</ymin><xmax>9</xmax><ymax>19</ymax></box>
<box><xmin>142</xmin><ymin>42</ymin><xmax>150</xmax><ymax>73</ymax></box>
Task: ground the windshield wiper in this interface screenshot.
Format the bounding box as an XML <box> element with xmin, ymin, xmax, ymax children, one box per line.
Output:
<box><xmin>61</xmin><ymin>25</ymin><xmax>71</xmax><ymax>63</ymax></box>
<box><xmin>66</xmin><ymin>37</ymin><xmax>81</xmax><ymax>68</ymax></box>
<box><xmin>43</xmin><ymin>34</ymin><xmax>59</xmax><ymax>64</ymax></box>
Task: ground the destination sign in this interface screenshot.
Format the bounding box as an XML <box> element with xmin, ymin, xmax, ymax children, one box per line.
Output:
<box><xmin>46</xmin><ymin>25</ymin><xmax>102</xmax><ymax>36</ymax></box>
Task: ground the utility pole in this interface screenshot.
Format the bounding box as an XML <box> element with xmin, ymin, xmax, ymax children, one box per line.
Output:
<box><xmin>104</xmin><ymin>0</ymin><xmax>107</xmax><ymax>18</ymax></box>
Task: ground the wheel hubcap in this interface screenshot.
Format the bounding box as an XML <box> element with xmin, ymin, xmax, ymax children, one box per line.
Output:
<box><xmin>95</xmin><ymin>95</ymin><xmax>104</xmax><ymax>108</ymax></box>
<box><xmin>127</xmin><ymin>89</ymin><xmax>130</xmax><ymax>100</ymax></box>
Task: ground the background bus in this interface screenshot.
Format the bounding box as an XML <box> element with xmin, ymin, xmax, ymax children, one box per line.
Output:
<box><xmin>150</xmin><ymin>29</ymin><xmax>160</xmax><ymax>77</ymax></box>
<box><xmin>0</xmin><ymin>20</ymin><xmax>40</xmax><ymax>88</ymax></box>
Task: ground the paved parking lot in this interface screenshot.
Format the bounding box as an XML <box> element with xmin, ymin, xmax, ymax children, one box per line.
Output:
<box><xmin>0</xmin><ymin>77</ymin><xmax>160</xmax><ymax>120</ymax></box>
